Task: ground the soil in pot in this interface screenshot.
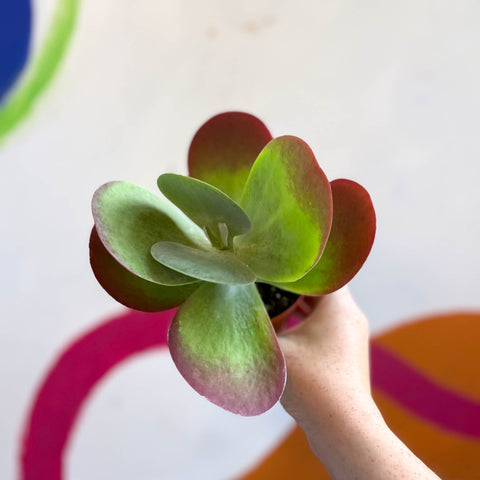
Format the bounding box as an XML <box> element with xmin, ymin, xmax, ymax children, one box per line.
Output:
<box><xmin>256</xmin><ymin>283</ymin><xmax>300</xmax><ymax>331</ymax></box>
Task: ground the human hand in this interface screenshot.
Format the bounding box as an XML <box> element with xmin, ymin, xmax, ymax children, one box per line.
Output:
<box><xmin>278</xmin><ymin>288</ymin><xmax>440</xmax><ymax>480</ymax></box>
<box><xmin>279</xmin><ymin>287</ymin><xmax>371</xmax><ymax>428</ymax></box>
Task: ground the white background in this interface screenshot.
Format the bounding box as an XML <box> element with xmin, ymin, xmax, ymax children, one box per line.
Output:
<box><xmin>1</xmin><ymin>0</ymin><xmax>479</xmax><ymax>478</ymax></box>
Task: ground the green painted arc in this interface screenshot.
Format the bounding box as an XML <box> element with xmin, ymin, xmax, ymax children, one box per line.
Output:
<box><xmin>0</xmin><ymin>0</ymin><xmax>78</xmax><ymax>143</ymax></box>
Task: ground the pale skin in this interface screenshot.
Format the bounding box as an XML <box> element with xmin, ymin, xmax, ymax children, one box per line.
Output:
<box><xmin>278</xmin><ymin>288</ymin><xmax>441</xmax><ymax>480</ymax></box>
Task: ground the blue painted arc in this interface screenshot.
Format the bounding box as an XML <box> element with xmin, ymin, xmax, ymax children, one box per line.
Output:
<box><xmin>0</xmin><ymin>0</ymin><xmax>32</xmax><ymax>103</ymax></box>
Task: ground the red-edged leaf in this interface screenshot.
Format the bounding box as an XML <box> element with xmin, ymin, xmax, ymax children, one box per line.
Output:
<box><xmin>188</xmin><ymin>112</ymin><xmax>272</xmax><ymax>202</ymax></box>
<box><xmin>90</xmin><ymin>227</ymin><xmax>199</xmax><ymax>311</ymax></box>
<box><xmin>235</xmin><ymin>136</ymin><xmax>333</xmax><ymax>283</ymax></box>
<box><xmin>275</xmin><ymin>179</ymin><xmax>376</xmax><ymax>294</ymax></box>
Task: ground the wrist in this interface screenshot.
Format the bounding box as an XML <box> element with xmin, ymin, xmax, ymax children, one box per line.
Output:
<box><xmin>284</xmin><ymin>370</ymin><xmax>376</xmax><ymax>430</ymax></box>
<box><xmin>298</xmin><ymin>393</ymin><xmax>440</xmax><ymax>480</ymax></box>
<box><xmin>297</xmin><ymin>388</ymin><xmax>384</xmax><ymax>462</ymax></box>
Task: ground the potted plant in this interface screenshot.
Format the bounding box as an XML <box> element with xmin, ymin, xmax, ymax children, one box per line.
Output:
<box><xmin>89</xmin><ymin>112</ymin><xmax>376</xmax><ymax>416</ymax></box>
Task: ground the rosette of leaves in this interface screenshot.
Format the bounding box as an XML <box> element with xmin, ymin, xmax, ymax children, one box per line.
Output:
<box><xmin>89</xmin><ymin>112</ymin><xmax>376</xmax><ymax>416</ymax></box>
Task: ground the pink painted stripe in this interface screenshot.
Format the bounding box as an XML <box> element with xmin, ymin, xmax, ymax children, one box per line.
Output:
<box><xmin>20</xmin><ymin>311</ymin><xmax>480</xmax><ymax>480</ymax></box>
<box><xmin>20</xmin><ymin>308</ymin><xmax>174</xmax><ymax>480</ymax></box>
<box><xmin>371</xmin><ymin>343</ymin><xmax>480</xmax><ymax>438</ymax></box>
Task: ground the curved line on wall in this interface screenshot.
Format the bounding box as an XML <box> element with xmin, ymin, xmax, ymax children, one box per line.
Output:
<box><xmin>370</xmin><ymin>343</ymin><xmax>480</xmax><ymax>437</ymax></box>
<box><xmin>0</xmin><ymin>0</ymin><xmax>78</xmax><ymax>143</ymax></box>
<box><xmin>20</xmin><ymin>308</ymin><xmax>480</xmax><ymax>479</ymax></box>
<box><xmin>0</xmin><ymin>0</ymin><xmax>32</xmax><ymax>103</ymax></box>
<box><xmin>19</xmin><ymin>308</ymin><xmax>173</xmax><ymax>480</ymax></box>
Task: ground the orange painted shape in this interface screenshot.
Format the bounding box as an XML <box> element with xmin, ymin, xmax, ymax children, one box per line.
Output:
<box><xmin>235</xmin><ymin>425</ymin><xmax>329</xmax><ymax>480</ymax></box>
<box><xmin>374</xmin><ymin>312</ymin><xmax>480</xmax><ymax>400</ymax></box>
<box><xmin>236</xmin><ymin>311</ymin><xmax>480</xmax><ymax>479</ymax></box>
<box><xmin>373</xmin><ymin>389</ymin><xmax>480</xmax><ymax>479</ymax></box>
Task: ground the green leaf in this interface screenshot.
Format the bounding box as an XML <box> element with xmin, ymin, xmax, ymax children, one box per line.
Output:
<box><xmin>157</xmin><ymin>174</ymin><xmax>251</xmax><ymax>249</ymax></box>
<box><xmin>168</xmin><ymin>283</ymin><xmax>286</xmax><ymax>416</ymax></box>
<box><xmin>275</xmin><ymin>179</ymin><xmax>376</xmax><ymax>294</ymax></box>
<box><xmin>151</xmin><ymin>241</ymin><xmax>256</xmax><ymax>285</ymax></box>
<box><xmin>89</xmin><ymin>228</ymin><xmax>200</xmax><ymax>311</ymax></box>
<box><xmin>188</xmin><ymin>112</ymin><xmax>272</xmax><ymax>202</ymax></box>
<box><xmin>234</xmin><ymin>136</ymin><xmax>333</xmax><ymax>283</ymax></box>
<box><xmin>92</xmin><ymin>181</ymin><xmax>205</xmax><ymax>286</ymax></box>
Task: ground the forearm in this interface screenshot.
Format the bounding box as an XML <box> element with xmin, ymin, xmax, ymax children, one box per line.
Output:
<box><xmin>279</xmin><ymin>291</ymin><xmax>441</xmax><ymax>479</ymax></box>
<box><xmin>297</xmin><ymin>390</ymin><xmax>441</xmax><ymax>480</ymax></box>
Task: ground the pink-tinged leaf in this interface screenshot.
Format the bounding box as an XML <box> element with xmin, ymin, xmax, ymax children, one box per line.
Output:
<box><xmin>275</xmin><ymin>179</ymin><xmax>376</xmax><ymax>295</ymax></box>
<box><xmin>89</xmin><ymin>228</ymin><xmax>199</xmax><ymax>311</ymax></box>
<box><xmin>188</xmin><ymin>112</ymin><xmax>272</xmax><ymax>202</ymax></box>
<box><xmin>235</xmin><ymin>136</ymin><xmax>333</xmax><ymax>283</ymax></box>
<box><xmin>93</xmin><ymin>181</ymin><xmax>202</xmax><ymax>286</ymax></box>
<box><xmin>168</xmin><ymin>283</ymin><xmax>286</xmax><ymax>416</ymax></box>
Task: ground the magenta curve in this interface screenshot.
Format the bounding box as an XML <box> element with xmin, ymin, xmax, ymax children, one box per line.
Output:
<box><xmin>20</xmin><ymin>308</ymin><xmax>174</xmax><ymax>480</ymax></box>
<box><xmin>370</xmin><ymin>343</ymin><xmax>480</xmax><ymax>438</ymax></box>
<box><xmin>20</xmin><ymin>311</ymin><xmax>480</xmax><ymax>479</ymax></box>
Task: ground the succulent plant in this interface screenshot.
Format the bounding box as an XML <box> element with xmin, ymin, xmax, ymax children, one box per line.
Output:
<box><xmin>89</xmin><ymin>112</ymin><xmax>376</xmax><ymax>415</ymax></box>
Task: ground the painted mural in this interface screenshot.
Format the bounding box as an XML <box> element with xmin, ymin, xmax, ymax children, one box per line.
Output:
<box><xmin>2</xmin><ymin>1</ymin><xmax>480</xmax><ymax>478</ymax></box>
<box><xmin>0</xmin><ymin>0</ymin><xmax>77</xmax><ymax>141</ymax></box>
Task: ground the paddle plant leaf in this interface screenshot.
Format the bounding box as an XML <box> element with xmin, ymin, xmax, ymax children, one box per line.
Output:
<box><xmin>157</xmin><ymin>173</ymin><xmax>251</xmax><ymax>249</ymax></box>
<box><xmin>92</xmin><ymin>181</ymin><xmax>200</xmax><ymax>286</ymax></box>
<box><xmin>151</xmin><ymin>241</ymin><xmax>256</xmax><ymax>285</ymax></box>
<box><xmin>168</xmin><ymin>283</ymin><xmax>286</xmax><ymax>416</ymax></box>
<box><xmin>89</xmin><ymin>228</ymin><xmax>200</xmax><ymax>311</ymax></box>
<box><xmin>188</xmin><ymin>112</ymin><xmax>272</xmax><ymax>202</ymax></box>
<box><xmin>234</xmin><ymin>136</ymin><xmax>333</xmax><ymax>283</ymax></box>
<box><xmin>275</xmin><ymin>179</ymin><xmax>376</xmax><ymax>294</ymax></box>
